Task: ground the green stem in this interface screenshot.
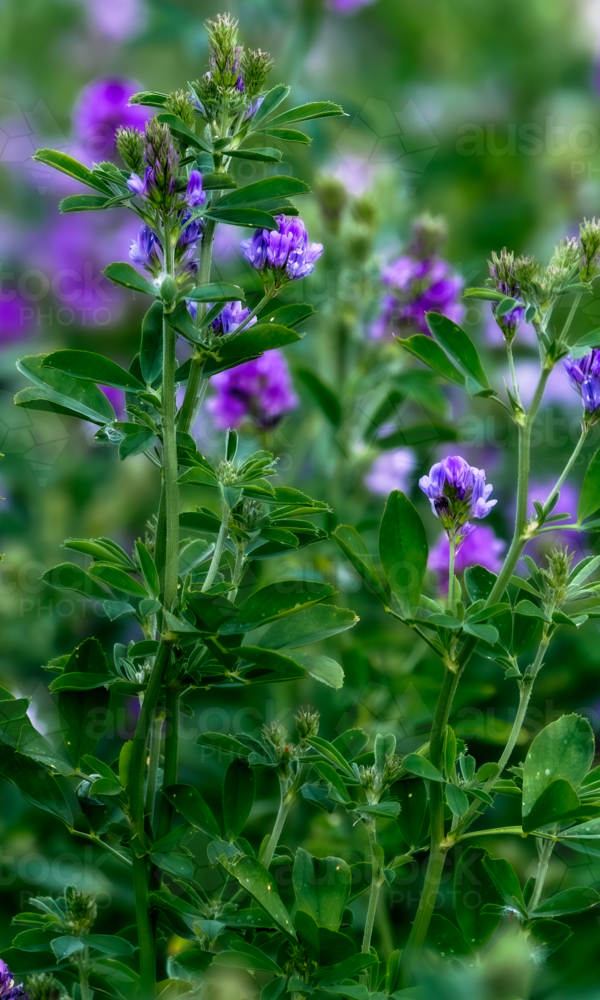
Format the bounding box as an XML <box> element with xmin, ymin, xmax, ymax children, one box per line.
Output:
<box><xmin>540</xmin><ymin>424</ymin><xmax>588</xmax><ymax>519</ymax></box>
<box><xmin>178</xmin><ymin>218</ymin><xmax>216</xmax><ymax>434</ymax></box>
<box><xmin>362</xmin><ymin>822</ymin><xmax>382</xmax><ymax>955</ymax></box>
<box><xmin>133</xmin><ymin>853</ymin><xmax>156</xmax><ymax>999</ymax></box>
<box><xmin>76</xmin><ymin>948</ymin><xmax>90</xmax><ymax>1000</ymax></box>
<box><xmin>529</xmin><ymin>836</ymin><xmax>556</xmax><ymax>910</ymax></box>
<box><xmin>155</xmin><ymin>689</ymin><xmax>180</xmax><ymax>843</ymax></box>
<box><xmin>129</xmin><ymin>640</ymin><xmax>173</xmax><ymax>841</ymax></box>
<box><xmin>507</xmin><ymin>341</ymin><xmax>521</xmax><ymax>407</ymax></box>
<box><xmin>456</xmin><ymin>826</ymin><xmax>555</xmax><ymax>843</ymax></box>
<box><xmin>145</xmin><ymin>710</ymin><xmax>165</xmax><ymax>826</ymax></box>
<box><xmin>228</xmin><ymin>544</ymin><xmax>246</xmax><ymax>603</ymax></box>
<box><xmin>161</xmin><ymin>317</ymin><xmax>179</xmax><ymax>613</ymax></box>
<box><xmin>259</xmin><ymin>775</ymin><xmax>295</xmax><ymax>870</ymax></box>
<box><xmin>400</xmin><ymin>847</ymin><xmax>448</xmax><ymax>984</ymax></box>
<box><xmin>232</xmin><ymin>285</ymin><xmax>276</xmax><ymax>335</ymax></box>
<box><xmin>69</xmin><ymin>829</ymin><xmax>132</xmax><ymax>868</ymax></box>
<box><xmin>201</xmin><ymin>502</ymin><xmax>230</xmax><ymax>593</ymax></box>
<box><xmin>448</xmin><ymin>534</ymin><xmax>457</xmax><ymax>617</ymax></box>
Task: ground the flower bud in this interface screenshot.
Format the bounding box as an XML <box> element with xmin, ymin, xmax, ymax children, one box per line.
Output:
<box><xmin>295</xmin><ymin>706</ymin><xmax>320</xmax><ymax>742</ymax></box>
<box><xmin>64</xmin><ymin>886</ymin><xmax>97</xmax><ymax>936</ymax></box>
<box><xmin>241</xmin><ymin>48</ymin><xmax>274</xmax><ymax>99</ymax></box>
<box><xmin>25</xmin><ymin>973</ymin><xmax>68</xmax><ymax>1000</ymax></box>
<box><xmin>115</xmin><ymin>126</ymin><xmax>145</xmax><ymax>174</ymax></box>
<box><xmin>540</xmin><ymin>546</ymin><xmax>573</xmax><ymax>611</ymax></box>
<box><xmin>315</xmin><ymin>175</ymin><xmax>348</xmax><ymax>233</ymax></box>
<box><xmin>408</xmin><ymin>212</ymin><xmax>448</xmax><ymax>260</ymax></box>
<box><xmin>216</xmin><ymin>459</ymin><xmax>239</xmax><ymax>486</ymax></box>
<box><xmin>206</xmin><ymin>14</ymin><xmax>244</xmax><ymax>90</ymax></box>
<box><xmin>165</xmin><ymin>89</ymin><xmax>196</xmax><ymax>129</ymax></box>
<box><xmin>160</xmin><ymin>275</ymin><xmax>178</xmax><ymax>304</ymax></box>
<box><xmin>579</xmin><ymin>217</ymin><xmax>600</xmax><ymax>282</ymax></box>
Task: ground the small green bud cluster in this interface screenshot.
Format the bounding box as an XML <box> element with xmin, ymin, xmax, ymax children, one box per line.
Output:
<box><xmin>241</xmin><ymin>499</ymin><xmax>263</xmax><ymax>528</ymax></box>
<box><xmin>64</xmin><ymin>885</ymin><xmax>97</xmax><ymax>936</ymax></box>
<box><xmin>206</xmin><ymin>13</ymin><xmax>243</xmax><ymax>89</ymax></box>
<box><xmin>540</xmin><ymin>546</ymin><xmax>573</xmax><ymax>612</ymax></box>
<box><xmin>165</xmin><ymin>89</ymin><xmax>196</xmax><ymax>129</ymax></box>
<box><xmin>315</xmin><ymin>175</ymin><xmax>348</xmax><ymax>233</ymax></box>
<box><xmin>409</xmin><ymin>212</ymin><xmax>448</xmax><ymax>260</ymax></box>
<box><xmin>295</xmin><ymin>705</ymin><xmax>320</xmax><ymax>744</ymax></box>
<box><xmin>115</xmin><ymin>126</ymin><xmax>145</xmax><ymax>174</ymax></box>
<box><xmin>580</xmin><ymin>217</ymin><xmax>600</xmax><ymax>281</ymax></box>
<box><xmin>241</xmin><ymin>48</ymin><xmax>274</xmax><ymax>98</ymax></box>
<box><xmin>487</xmin><ymin>247</ymin><xmax>520</xmax><ymax>298</ymax></box>
<box><xmin>25</xmin><ymin>974</ymin><xmax>68</xmax><ymax>1000</ymax></box>
<box><xmin>262</xmin><ymin>720</ymin><xmax>298</xmax><ymax>764</ymax></box>
<box><xmin>216</xmin><ymin>459</ymin><xmax>239</xmax><ymax>486</ymax></box>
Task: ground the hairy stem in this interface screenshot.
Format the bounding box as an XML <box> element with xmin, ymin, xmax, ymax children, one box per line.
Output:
<box><xmin>362</xmin><ymin>821</ymin><xmax>382</xmax><ymax>955</ymax></box>
<box><xmin>201</xmin><ymin>502</ymin><xmax>230</xmax><ymax>593</ymax></box>
<box><xmin>529</xmin><ymin>836</ymin><xmax>556</xmax><ymax>910</ymax></box>
<box><xmin>133</xmin><ymin>853</ymin><xmax>156</xmax><ymax>998</ymax></box>
<box><xmin>259</xmin><ymin>775</ymin><xmax>295</xmax><ymax>870</ymax></box>
<box><xmin>178</xmin><ymin>218</ymin><xmax>216</xmax><ymax>434</ymax></box>
<box><xmin>155</xmin><ymin>689</ymin><xmax>180</xmax><ymax>843</ymax></box>
<box><xmin>145</xmin><ymin>710</ymin><xmax>165</xmax><ymax>826</ymax></box>
<box><xmin>540</xmin><ymin>424</ymin><xmax>588</xmax><ymax>519</ymax></box>
<box><xmin>448</xmin><ymin>534</ymin><xmax>457</xmax><ymax>617</ymax></box>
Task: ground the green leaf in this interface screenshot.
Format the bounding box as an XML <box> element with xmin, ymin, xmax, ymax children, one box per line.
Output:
<box><xmin>464</xmin><ymin>565</ymin><xmax>498</xmax><ymax>602</ymax></box>
<box><xmin>305</xmin><ymin>736</ymin><xmax>356</xmax><ymax>780</ymax></box>
<box><xmin>211</xmin><ymin>845</ymin><xmax>296</xmax><ymax>938</ymax></box>
<box><xmin>445</xmin><ymin>783</ymin><xmax>469</xmax><ymax>817</ymax></box>
<box><xmin>267</xmin><ymin>101</ymin><xmax>345</xmax><ymax>127</ymax></box>
<box><xmin>33</xmin><ymin>149</ymin><xmax>111</xmax><ymax>193</ymax></box>
<box><xmin>530</xmin><ymin>887</ymin><xmax>600</xmax><ymax>918</ymax></box>
<box><xmin>140</xmin><ymin>302</ymin><xmax>164</xmax><ymax>384</ymax></box>
<box><xmin>463</xmin><ymin>287</ymin><xmax>505</xmax><ymax>302</ymax></box>
<box><xmin>528</xmin><ymin>919</ymin><xmax>572</xmax><ymax>956</ymax></box>
<box><xmin>214</xmin><ymin>944</ymin><xmax>281</xmax><ymax>974</ymax></box>
<box><xmin>150</xmin><ymin>852</ymin><xmax>194</xmax><ymax>879</ymax></box>
<box><xmin>155</xmin><ymin>112</ymin><xmax>212</xmax><ymax>152</ymax></box>
<box><xmin>183</xmin><ymin>282</ymin><xmax>245</xmax><ymax>303</ymax></box>
<box><xmin>42</xmin><ymin>563</ymin><xmax>109</xmax><ymax>601</ymax></box>
<box><xmin>57</xmin><ymin>638</ymin><xmax>110</xmax><ymax>765</ymax></box>
<box><xmin>213</xmin><ymin>324</ymin><xmax>303</xmax><ymax>364</ymax></box>
<box><xmin>51</xmin><ymin>936</ymin><xmax>84</xmax><ymax>961</ymax></box>
<box><xmin>425</xmin><ymin>914</ymin><xmax>472</xmax><ymax>956</ymax></box>
<box><xmin>261</xmin><ymin>302</ymin><xmax>316</xmax><ymax>328</ymax></box>
<box><xmin>402</xmin><ymin>753</ymin><xmax>444</xmax><ymax>782</ymax></box>
<box><xmin>42</xmin><ymin>351</ymin><xmax>146</xmax><ymax>392</ymax></box>
<box><xmin>0</xmin><ymin>744</ymin><xmax>72</xmax><ymax>826</ymax></box>
<box><xmin>217</xmin><ymin>175</ymin><xmax>310</xmax><ymax>208</ymax></box>
<box><xmin>425</xmin><ymin>312</ymin><xmax>490</xmax><ymax>389</ymax></box>
<box><xmin>259</xmin><ymin>127</ymin><xmax>311</xmax><ymax>144</ymax></box>
<box><xmin>249</xmin><ymin>84</ymin><xmax>291</xmax><ymax>129</ymax></box>
<box><xmin>522</xmin><ymin>714</ymin><xmax>595</xmax><ymax>819</ymax></box>
<box><xmin>135</xmin><ymin>541</ymin><xmax>160</xmax><ymax>598</ymax></box>
<box><xmin>196</xmin><ymin>732</ymin><xmax>250</xmax><ymax>758</ymax></box>
<box><xmin>119</xmin><ymin>427</ymin><xmax>155</xmax><ymax>460</ymax></box>
<box><xmin>16</xmin><ymin>354</ymin><xmax>116</xmax><ymax>425</ymax></box>
<box><xmin>578</xmin><ymin>449</ymin><xmax>600</xmax><ymax>522</ymax></box>
<box><xmin>396</xmin><ymin>334</ymin><xmax>466</xmax><ymax>386</ymax></box>
<box><xmin>59</xmin><ymin>194</ymin><xmax>114</xmax><ymax>212</ymax></box>
<box><xmin>296</xmin><ymin>368</ymin><xmax>340</xmax><ymax>425</ymax></box>
<box><xmin>163</xmin><ymin>784</ymin><xmax>221</xmax><ymax>839</ymax></box>
<box><xmin>103</xmin><ymin>261</ymin><xmax>157</xmax><ymax>297</ymax></box>
<box><xmin>332</xmin><ymin>524</ymin><xmax>386</xmax><ymax>601</ymax></box>
<box><xmin>454</xmin><ymin>848</ymin><xmax>501</xmax><ymax>948</ymax></box>
<box><xmin>396</xmin><ymin>780</ymin><xmax>427</xmax><ymax>849</ymax></box>
<box><xmin>223</xmin><ymin>759</ymin><xmax>255</xmax><ymax>839</ymax></box>
<box><xmin>260</xmin><ymin>604</ymin><xmax>359</xmax><ymax>649</ymax></box>
<box><xmin>522</xmin><ymin>778</ymin><xmax>592</xmax><ymax>833</ymax></box>
<box><xmin>203</xmin><ymin>206</ymin><xmax>280</xmax><ymax>229</ymax></box>
<box><xmin>482</xmin><ymin>855</ymin><xmax>525</xmax><ymax>912</ymax></box>
<box><xmin>379</xmin><ymin>490</ymin><xmax>428</xmax><ymax>617</ymax></box>
<box><xmin>219</xmin><ymin>581</ymin><xmax>335</xmax><ymax>633</ymax></box>
<box><xmin>292</xmin><ymin>848</ymin><xmax>352</xmax><ymax>931</ymax></box>
<box><xmin>290</xmin><ymin>652</ymin><xmax>344</xmax><ymax>690</ymax></box>
<box><xmin>88</xmin><ymin>563</ymin><xmax>148</xmax><ymax>597</ymax></box>
<box><xmin>85</xmin><ymin>934</ymin><xmax>134</xmax><ymax>956</ymax></box>
<box><xmin>226</xmin><ymin>146</ymin><xmax>283</xmax><ymax>162</ymax></box>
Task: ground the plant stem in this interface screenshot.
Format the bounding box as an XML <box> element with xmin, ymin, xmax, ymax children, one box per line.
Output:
<box><xmin>155</xmin><ymin>689</ymin><xmax>180</xmax><ymax>842</ymax></box>
<box><xmin>75</xmin><ymin>948</ymin><xmax>90</xmax><ymax>1000</ymax></box>
<box><xmin>69</xmin><ymin>829</ymin><xmax>132</xmax><ymax>867</ymax></box>
<box><xmin>529</xmin><ymin>836</ymin><xmax>556</xmax><ymax>910</ymax></box>
<box><xmin>201</xmin><ymin>502</ymin><xmax>230</xmax><ymax>593</ymax></box>
<box><xmin>362</xmin><ymin>821</ymin><xmax>382</xmax><ymax>955</ymax></box>
<box><xmin>507</xmin><ymin>341</ymin><xmax>521</xmax><ymax>407</ymax></box>
<box><xmin>145</xmin><ymin>710</ymin><xmax>165</xmax><ymax>825</ymax></box>
<box><xmin>448</xmin><ymin>534</ymin><xmax>457</xmax><ymax>616</ymax></box>
<box><xmin>259</xmin><ymin>775</ymin><xmax>295</xmax><ymax>870</ymax></box>
<box><xmin>232</xmin><ymin>285</ymin><xmax>276</xmax><ymax>335</ymax></box>
<box><xmin>133</xmin><ymin>852</ymin><xmax>156</xmax><ymax>999</ymax></box>
<box><xmin>178</xmin><ymin>218</ymin><xmax>216</xmax><ymax>434</ymax></box>
<box><xmin>540</xmin><ymin>424</ymin><xmax>588</xmax><ymax>519</ymax></box>
<box><xmin>228</xmin><ymin>544</ymin><xmax>246</xmax><ymax>603</ymax></box>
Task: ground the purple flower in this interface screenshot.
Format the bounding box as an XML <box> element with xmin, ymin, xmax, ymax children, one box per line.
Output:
<box><xmin>0</xmin><ymin>290</ymin><xmax>37</xmax><ymax>345</ymax></box>
<box><xmin>84</xmin><ymin>0</ymin><xmax>148</xmax><ymax>41</ymax></box>
<box><xmin>211</xmin><ymin>301</ymin><xmax>256</xmax><ymax>336</ymax></box>
<box><xmin>0</xmin><ymin>959</ymin><xmax>27</xmax><ymax>999</ymax></box>
<box><xmin>419</xmin><ymin>455</ymin><xmax>497</xmax><ymax>539</ymax></box>
<box><xmin>240</xmin><ymin>215</ymin><xmax>323</xmax><ymax>282</ymax></box>
<box><xmin>130</xmin><ymin>223</ymin><xmax>161</xmax><ymax>272</ymax></box>
<box><xmin>328</xmin><ymin>0</ymin><xmax>376</xmax><ymax>11</ymax></box>
<box><xmin>73</xmin><ymin>77</ymin><xmax>150</xmax><ymax>159</ymax></box>
<box><xmin>564</xmin><ymin>350</ymin><xmax>600</xmax><ymax>418</ymax></box>
<box><xmin>185</xmin><ymin>170</ymin><xmax>206</xmax><ymax>207</ymax></box>
<box><xmin>370</xmin><ymin>255</ymin><xmax>464</xmax><ymax>339</ymax></box>
<box><xmin>430</xmin><ymin>525</ymin><xmax>505</xmax><ymax>590</ymax></box>
<box><xmin>365</xmin><ymin>448</ymin><xmax>417</xmax><ymax>496</ymax></box>
<box><xmin>207</xmin><ymin>350</ymin><xmax>298</xmax><ymax>430</ymax></box>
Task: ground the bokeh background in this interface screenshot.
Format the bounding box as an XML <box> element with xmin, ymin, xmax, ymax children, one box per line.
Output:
<box><xmin>2</xmin><ymin>0</ymin><xmax>600</xmax><ymax>994</ymax></box>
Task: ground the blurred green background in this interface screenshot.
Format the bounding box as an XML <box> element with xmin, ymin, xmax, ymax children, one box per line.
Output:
<box><xmin>1</xmin><ymin>0</ymin><xmax>600</xmax><ymax>995</ymax></box>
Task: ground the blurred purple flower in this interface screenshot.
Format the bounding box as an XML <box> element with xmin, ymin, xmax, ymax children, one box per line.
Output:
<box><xmin>370</xmin><ymin>255</ymin><xmax>464</xmax><ymax>339</ymax></box>
<box><xmin>364</xmin><ymin>448</ymin><xmax>417</xmax><ymax>496</ymax></box>
<box><xmin>241</xmin><ymin>215</ymin><xmax>323</xmax><ymax>281</ymax></box>
<box><xmin>207</xmin><ymin>350</ymin><xmax>298</xmax><ymax>430</ymax></box>
<box><xmin>0</xmin><ymin>958</ymin><xmax>27</xmax><ymax>998</ymax></box>
<box><xmin>102</xmin><ymin>385</ymin><xmax>125</xmax><ymax>419</ymax></box>
<box><xmin>419</xmin><ymin>455</ymin><xmax>496</xmax><ymax>539</ymax></box>
<box><xmin>0</xmin><ymin>290</ymin><xmax>37</xmax><ymax>345</ymax></box>
<box><xmin>84</xmin><ymin>0</ymin><xmax>148</xmax><ymax>41</ymax></box>
<box><xmin>430</xmin><ymin>525</ymin><xmax>505</xmax><ymax>590</ymax></box>
<box><xmin>328</xmin><ymin>0</ymin><xmax>376</xmax><ymax>12</ymax></box>
<box><xmin>73</xmin><ymin>77</ymin><xmax>150</xmax><ymax>159</ymax></box>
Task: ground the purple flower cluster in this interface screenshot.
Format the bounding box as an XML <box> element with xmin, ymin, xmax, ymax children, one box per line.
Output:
<box><xmin>364</xmin><ymin>448</ymin><xmax>417</xmax><ymax>496</ymax></box>
<box><xmin>0</xmin><ymin>959</ymin><xmax>27</xmax><ymax>999</ymax></box>
<box><xmin>207</xmin><ymin>349</ymin><xmax>298</xmax><ymax>430</ymax></box>
<box><xmin>210</xmin><ymin>300</ymin><xmax>256</xmax><ymax>336</ymax></box>
<box><xmin>0</xmin><ymin>291</ymin><xmax>37</xmax><ymax>346</ymax></box>
<box><xmin>370</xmin><ymin>256</ymin><xmax>464</xmax><ymax>339</ymax></box>
<box><xmin>130</xmin><ymin>212</ymin><xmax>202</xmax><ymax>280</ymax></box>
<box><xmin>73</xmin><ymin>78</ymin><xmax>150</xmax><ymax>159</ymax></box>
<box><xmin>128</xmin><ymin>168</ymin><xmax>205</xmax><ymax>211</ymax></box>
<box><xmin>241</xmin><ymin>215</ymin><xmax>323</xmax><ymax>282</ymax></box>
<box><xmin>419</xmin><ymin>455</ymin><xmax>497</xmax><ymax>543</ymax></box>
<box><xmin>563</xmin><ymin>349</ymin><xmax>600</xmax><ymax>418</ymax></box>
<box><xmin>429</xmin><ymin>525</ymin><xmax>505</xmax><ymax>589</ymax></box>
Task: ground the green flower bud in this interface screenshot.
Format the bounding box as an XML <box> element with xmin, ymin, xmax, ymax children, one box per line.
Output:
<box><xmin>64</xmin><ymin>885</ymin><xmax>97</xmax><ymax>936</ymax></box>
<box><xmin>295</xmin><ymin>706</ymin><xmax>320</xmax><ymax>742</ymax></box>
<box><xmin>579</xmin><ymin>217</ymin><xmax>600</xmax><ymax>281</ymax></box>
<box><xmin>241</xmin><ymin>48</ymin><xmax>274</xmax><ymax>99</ymax></box>
<box><xmin>540</xmin><ymin>546</ymin><xmax>573</xmax><ymax>612</ymax></box>
<box><xmin>165</xmin><ymin>89</ymin><xmax>196</xmax><ymax>130</ymax></box>
<box><xmin>25</xmin><ymin>973</ymin><xmax>68</xmax><ymax>1000</ymax></box>
<box><xmin>216</xmin><ymin>459</ymin><xmax>239</xmax><ymax>486</ymax></box>
<box><xmin>115</xmin><ymin>126</ymin><xmax>145</xmax><ymax>174</ymax></box>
